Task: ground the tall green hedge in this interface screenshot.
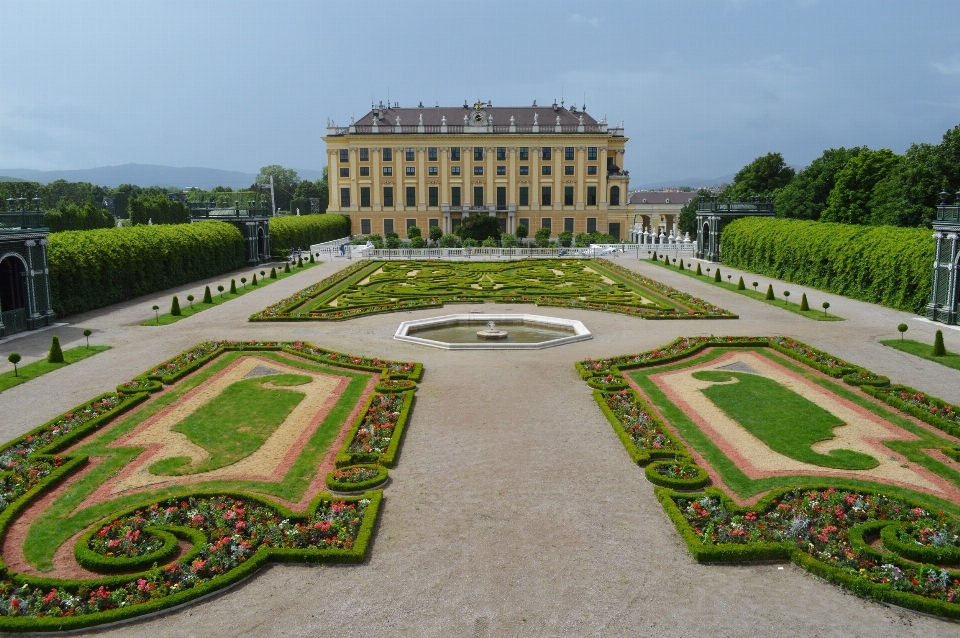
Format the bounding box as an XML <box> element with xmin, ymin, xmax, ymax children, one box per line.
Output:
<box><xmin>721</xmin><ymin>218</ymin><xmax>934</xmax><ymax>313</ymax></box>
<box><xmin>48</xmin><ymin>222</ymin><xmax>245</xmax><ymax>317</ymax></box>
<box><xmin>270</xmin><ymin>214</ymin><xmax>350</xmax><ymax>252</ymax></box>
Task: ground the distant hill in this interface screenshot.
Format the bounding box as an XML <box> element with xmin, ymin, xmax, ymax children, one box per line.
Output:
<box><xmin>0</xmin><ymin>164</ymin><xmax>327</xmax><ymax>190</ymax></box>
<box><xmin>637</xmin><ymin>174</ymin><xmax>736</xmax><ymax>190</ymax></box>
<box><xmin>0</xmin><ymin>176</ymin><xmax>29</xmax><ymax>182</ymax></box>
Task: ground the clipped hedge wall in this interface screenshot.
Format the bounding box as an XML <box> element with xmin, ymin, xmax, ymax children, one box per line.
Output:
<box><xmin>48</xmin><ymin>222</ymin><xmax>245</xmax><ymax>317</ymax></box>
<box><xmin>270</xmin><ymin>214</ymin><xmax>350</xmax><ymax>252</ymax></box>
<box><xmin>720</xmin><ymin>218</ymin><xmax>934</xmax><ymax>313</ymax></box>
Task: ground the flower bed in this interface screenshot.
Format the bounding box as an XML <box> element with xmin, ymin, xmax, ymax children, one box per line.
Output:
<box><xmin>769</xmin><ymin>336</ymin><xmax>856</xmax><ymax>377</ymax></box>
<box><xmin>863</xmin><ymin>384</ymin><xmax>960</xmax><ymax>438</ymax></box>
<box><xmin>842</xmin><ymin>370</ymin><xmax>891</xmax><ymax>387</ymax></box>
<box><xmin>336</xmin><ymin>392</ymin><xmax>414</xmax><ymax>468</ymax></box>
<box><xmin>115</xmin><ymin>378</ymin><xmax>162</xmax><ymax>394</ymax></box>
<box><xmin>595</xmin><ymin>389</ymin><xmax>685</xmax><ymax>464</ymax></box>
<box><xmin>577</xmin><ymin>336</ymin><xmax>769</xmax><ymax>378</ymax></box>
<box><xmin>585</xmin><ymin>374</ymin><xmax>628</xmax><ymax>390</ymax></box>
<box><xmin>879</xmin><ymin>517</ymin><xmax>960</xmax><ymax>566</ymax></box>
<box><xmin>662</xmin><ymin>486</ymin><xmax>960</xmax><ymax>617</ymax></box>
<box><xmin>644</xmin><ymin>460</ymin><xmax>710</xmax><ymax>490</ymax></box>
<box><xmin>375</xmin><ymin>379</ymin><xmax>417</xmax><ymax>393</ymax></box>
<box><xmin>325</xmin><ymin>465</ymin><xmax>389</xmax><ymax>492</ymax></box>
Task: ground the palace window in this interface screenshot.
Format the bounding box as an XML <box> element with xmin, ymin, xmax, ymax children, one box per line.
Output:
<box><xmin>610</xmin><ymin>185</ymin><xmax>620</xmax><ymax>206</ymax></box>
<box><xmin>428</xmin><ymin>166</ymin><xmax>438</xmax><ymax>176</ymax></box>
<box><xmin>428</xmin><ymin>147</ymin><xmax>438</xmax><ymax>161</ymax></box>
<box><xmin>360</xmin><ymin>218</ymin><xmax>371</xmax><ymax>234</ymax></box>
<box><xmin>564</xmin><ymin>165</ymin><xmax>574</xmax><ymax>175</ymax></box>
<box><xmin>451</xmin><ymin>147</ymin><xmax>460</xmax><ymax>161</ymax></box>
<box><xmin>407</xmin><ymin>218</ymin><xmax>418</xmax><ymax>232</ymax></box>
<box><xmin>519</xmin><ymin>217</ymin><xmax>530</xmax><ymax>232</ymax></box>
<box><xmin>340</xmin><ymin>187</ymin><xmax>350</xmax><ymax>207</ymax></box>
<box><xmin>384</xmin><ymin>218</ymin><xmax>394</xmax><ymax>235</ymax></box>
<box><xmin>519</xmin><ymin>187</ymin><xmax>529</xmax><ymax>206</ymax></box>
<box><xmin>451</xmin><ymin>186</ymin><xmax>461</xmax><ymax>207</ymax></box>
<box><xmin>564</xmin><ymin>217</ymin><xmax>574</xmax><ymax>232</ymax></box>
<box><xmin>564</xmin><ymin>186</ymin><xmax>574</xmax><ymax>206</ymax></box>
<box><xmin>497</xmin><ymin>165</ymin><xmax>506</xmax><ymax>175</ymax></box>
<box><xmin>406</xmin><ymin>166</ymin><xmax>416</xmax><ymax>176</ymax></box>
<box><xmin>340</xmin><ymin>168</ymin><xmax>349</xmax><ymax>178</ymax></box>
<box><xmin>474</xmin><ymin>186</ymin><xmax>484</xmax><ymax>205</ymax></box>
<box><xmin>406</xmin><ymin>186</ymin><xmax>416</xmax><ymax>207</ymax></box>
<box><xmin>339</xmin><ymin>149</ymin><xmax>349</xmax><ymax>163</ymax></box>
<box><xmin>474</xmin><ymin>147</ymin><xmax>484</xmax><ymax>160</ymax></box>
<box><xmin>383</xmin><ymin>187</ymin><xmax>394</xmax><ymax>207</ymax></box>
<box><xmin>588</xmin><ymin>147</ymin><xmax>597</xmax><ymax>161</ymax></box>
<box><xmin>496</xmin><ymin>186</ymin><xmax>506</xmax><ymax>210</ymax></box>
<box><xmin>519</xmin><ymin>166</ymin><xmax>529</xmax><ymax>175</ymax></box>
<box><xmin>360</xmin><ymin>166</ymin><xmax>370</xmax><ymax>176</ymax></box>
<box><xmin>542</xmin><ymin>165</ymin><xmax>551</xmax><ymax>175</ymax></box>
<box><xmin>405</xmin><ymin>148</ymin><xmax>415</xmax><ymax>161</ymax></box>
<box><xmin>383</xmin><ymin>167</ymin><xmax>393</xmax><ymax>176</ymax></box>
<box><xmin>565</xmin><ymin>147</ymin><xmax>574</xmax><ymax>160</ymax></box>
<box><xmin>587</xmin><ymin>186</ymin><xmax>597</xmax><ymax>206</ymax></box>
<box><xmin>541</xmin><ymin>217</ymin><xmax>552</xmax><ymax>231</ymax></box>
<box><xmin>587</xmin><ymin>218</ymin><xmax>597</xmax><ymax>233</ymax></box>
<box><xmin>542</xmin><ymin>186</ymin><xmax>552</xmax><ymax>206</ymax></box>
<box><xmin>451</xmin><ymin>166</ymin><xmax>461</xmax><ymax>176</ymax></box>
<box><xmin>519</xmin><ymin>147</ymin><xmax>529</xmax><ymax>160</ymax></box>
<box><xmin>428</xmin><ymin>218</ymin><xmax>439</xmax><ymax>229</ymax></box>
<box><xmin>428</xmin><ymin>187</ymin><xmax>439</xmax><ymax>207</ymax></box>
<box><xmin>360</xmin><ymin>148</ymin><xmax>369</xmax><ymax>161</ymax></box>
<box><xmin>383</xmin><ymin>148</ymin><xmax>393</xmax><ymax>161</ymax></box>
<box><xmin>360</xmin><ymin>187</ymin><xmax>370</xmax><ymax>207</ymax></box>
<box><xmin>587</xmin><ymin>166</ymin><xmax>597</xmax><ymax>175</ymax></box>
<box><xmin>474</xmin><ymin>166</ymin><xmax>483</xmax><ymax>175</ymax></box>
<box><xmin>542</xmin><ymin>147</ymin><xmax>552</xmax><ymax>160</ymax></box>
<box><xmin>497</xmin><ymin>147</ymin><xmax>506</xmax><ymax>160</ymax></box>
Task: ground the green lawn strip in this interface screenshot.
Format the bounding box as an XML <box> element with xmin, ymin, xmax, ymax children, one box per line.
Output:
<box><xmin>155</xmin><ymin>374</ymin><xmax>312</xmax><ymax>475</ymax></box>
<box><xmin>298</xmin><ymin>260</ymin><xmax>384</xmax><ymax>315</ymax></box>
<box><xmin>142</xmin><ymin>261</ymin><xmax>321</xmax><ymax>326</ymax></box>
<box><xmin>23</xmin><ymin>351</ymin><xmax>370</xmax><ymax>571</ymax></box>
<box><xmin>628</xmin><ymin>347</ymin><xmax>960</xmax><ymax>515</ymax></box>
<box><xmin>692</xmin><ymin>369</ymin><xmax>877</xmax><ymax>469</ymax></box>
<box><xmin>0</xmin><ymin>346</ymin><xmax>111</xmax><ymax>393</ymax></box>
<box><xmin>650</xmin><ymin>259</ymin><xmax>844</xmax><ymax>320</ymax></box>
<box><xmin>881</xmin><ymin>338</ymin><xmax>960</xmax><ymax>371</ymax></box>
<box><xmin>587</xmin><ymin>260</ymin><xmax>684</xmax><ymax>311</ymax></box>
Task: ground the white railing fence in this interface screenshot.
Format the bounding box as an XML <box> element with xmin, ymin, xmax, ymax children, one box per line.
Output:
<box><xmin>308</xmin><ymin>240</ymin><xmax>696</xmax><ymax>261</ymax></box>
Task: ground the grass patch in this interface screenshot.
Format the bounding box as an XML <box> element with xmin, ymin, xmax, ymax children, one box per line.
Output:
<box><xmin>881</xmin><ymin>338</ymin><xmax>960</xmax><ymax>371</ymax></box>
<box><xmin>151</xmin><ymin>373</ymin><xmax>312</xmax><ymax>475</ymax></box>
<box><xmin>692</xmin><ymin>369</ymin><xmax>877</xmax><ymax>469</ymax></box>
<box><xmin>0</xmin><ymin>346</ymin><xmax>111</xmax><ymax>393</ymax></box>
<box><xmin>142</xmin><ymin>260</ymin><xmax>320</xmax><ymax>326</ymax></box>
<box><xmin>23</xmin><ymin>351</ymin><xmax>371</xmax><ymax>571</ymax></box>
<box><xmin>651</xmin><ymin>259</ymin><xmax>844</xmax><ymax>321</ymax></box>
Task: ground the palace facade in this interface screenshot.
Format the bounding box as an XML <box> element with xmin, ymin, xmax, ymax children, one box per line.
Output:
<box><xmin>323</xmin><ymin>100</ymin><xmax>635</xmax><ymax>239</ymax></box>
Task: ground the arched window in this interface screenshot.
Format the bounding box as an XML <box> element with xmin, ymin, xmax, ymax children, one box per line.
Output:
<box><xmin>610</xmin><ymin>186</ymin><xmax>620</xmax><ymax>206</ymax></box>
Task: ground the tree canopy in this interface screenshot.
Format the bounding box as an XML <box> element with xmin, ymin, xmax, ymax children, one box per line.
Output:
<box><xmin>724</xmin><ymin>152</ymin><xmax>795</xmax><ymax>199</ymax></box>
<box><xmin>775</xmin><ymin>147</ymin><xmax>865</xmax><ymax>221</ymax></box>
<box><xmin>255</xmin><ymin>165</ymin><xmax>300</xmax><ymax>212</ymax></box>
<box><xmin>820</xmin><ymin>148</ymin><xmax>901</xmax><ymax>225</ymax></box>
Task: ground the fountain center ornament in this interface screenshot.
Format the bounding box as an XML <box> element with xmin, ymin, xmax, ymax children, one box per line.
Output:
<box><xmin>477</xmin><ymin>320</ymin><xmax>509</xmax><ymax>340</ymax></box>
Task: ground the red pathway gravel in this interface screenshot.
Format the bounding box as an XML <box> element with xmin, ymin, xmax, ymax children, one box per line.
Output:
<box><xmin>0</xmin><ymin>256</ymin><xmax>958</xmax><ymax>636</ymax></box>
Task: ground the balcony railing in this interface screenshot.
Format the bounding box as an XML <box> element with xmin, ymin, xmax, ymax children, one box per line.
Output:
<box><xmin>189</xmin><ymin>206</ymin><xmax>272</xmax><ymax>219</ymax></box>
<box><xmin>327</xmin><ymin>123</ymin><xmax>623</xmax><ymax>137</ymax></box>
<box><xmin>936</xmin><ymin>191</ymin><xmax>960</xmax><ymax>223</ymax></box>
<box><xmin>696</xmin><ymin>199</ymin><xmax>775</xmax><ymax>213</ymax></box>
<box><xmin>0</xmin><ymin>211</ymin><xmax>46</xmax><ymax>231</ymax></box>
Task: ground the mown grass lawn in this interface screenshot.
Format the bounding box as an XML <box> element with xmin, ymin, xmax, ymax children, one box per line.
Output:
<box><xmin>0</xmin><ymin>345</ymin><xmax>111</xmax><ymax>393</ymax></box>
<box><xmin>881</xmin><ymin>338</ymin><xmax>960</xmax><ymax>371</ymax></box>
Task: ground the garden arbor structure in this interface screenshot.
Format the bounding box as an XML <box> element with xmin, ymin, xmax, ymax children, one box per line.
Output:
<box><xmin>0</xmin><ymin>197</ymin><xmax>55</xmax><ymax>337</ymax></box>
<box><xmin>927</xmin><ymin>190</ymin><xmax>960</xmax><ymax>325</ymax></box>
<box><xmin>189</xmin><ymin>197</ymin><xmax>273</xmax><ymax>266</ymax></box>
<box><xmin>695</xmin><ymin>196</ymin><xmax>775</xmax><ymax>262</ymax></box>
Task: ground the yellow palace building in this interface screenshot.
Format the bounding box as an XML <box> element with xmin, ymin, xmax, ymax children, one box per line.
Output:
<box><xmin>324</xmin><ymin>100</ymin><xmax>636</xmax><ymax>239</ymax></box>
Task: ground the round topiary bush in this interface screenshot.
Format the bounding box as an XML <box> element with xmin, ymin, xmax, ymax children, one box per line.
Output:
<box><xmin>644</xmin><ymin>460</ymin><xmax>710</xmax><ymax>490</ymax></box>
<box><xmin>325</xmin><ymin>465</ymin><xmax>389</xmax><ymax>492</ymax></box>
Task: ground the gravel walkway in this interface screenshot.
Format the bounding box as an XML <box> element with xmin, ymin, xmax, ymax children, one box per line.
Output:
<box><xmin>0</xmin><ymin>256</ymin><xmax>958</xmax><ymax>637</ymax></box>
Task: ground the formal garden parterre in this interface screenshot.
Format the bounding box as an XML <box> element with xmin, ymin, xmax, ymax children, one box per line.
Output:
<box><xmin>249</xmin><ymin>259</ymin><xmax>736</xmax><ymax>322</ymax></box>
<box><xmin>0</xmin><ymin>340</ymin><xmax>420</xmax><ymax>631</ymax></box>
<box><xmin>578</xmin><ymin>337</ymin><xmax>960</xmax><ymax>618</ymax></box>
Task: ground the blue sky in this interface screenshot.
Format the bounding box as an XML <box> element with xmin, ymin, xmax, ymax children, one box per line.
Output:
<box><xmin>1</xmin><ymin>0</ymin><xmax>959</xmax><ymax>185</ymax></box>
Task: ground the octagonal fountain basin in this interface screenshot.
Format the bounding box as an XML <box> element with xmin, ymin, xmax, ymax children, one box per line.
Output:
<box><xmin>394</xmin><ymin>314</ymin><xmax>592</xmax><ymax>350</ymax></box>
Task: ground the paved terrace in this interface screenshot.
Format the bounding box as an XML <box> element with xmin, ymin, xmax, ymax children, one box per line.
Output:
<box><xmin>0</xmin><ymin>256</ymin><xmax>958</xmax><ymax>637</ymax></box>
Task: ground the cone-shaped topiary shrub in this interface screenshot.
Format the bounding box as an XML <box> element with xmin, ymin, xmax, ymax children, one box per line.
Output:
<box><xmin>800</xmin><ymin>293</ymin><xmax>809</xmax><ymax>311</ymax></box>
<box><xmin>765</xmin><ymin>284</ymin><xmax>775</xmax><ymax>300</ymax></box>
<box><xmin>270</xmin><ymin>267</ymin><xmax>278</xmax><ymax>279</ymax></box>
<box><xmin>230</xmin><ymin>279</ymin><xmax>237</xmax><ymax>294</ymax></box>
<box><xmin>284</xmin><ymin>262</ymin><xmax>291</xmax><ymax>274</ymax></box>
<box><xmin>170</xmin><ymin>295</ymin><xmax>181</xmax><ymax>316</ymax></box>
<box><xmin>933</xmin><ymin>329</ymin><xmax>946</xmax><ymax>357</ymax></box>
<box><xmin>297</xmin><ymin>256</ymin><xmax>303</xmax><ymax>268</ymax></box>
<box><xmin>737</xmin><ymin>276</ymin><xmax>745</xmax><ymax>290</ymax></box>
<box><xmin>203</xmin><ymin>285</ymin><xmax>213</xmax><ymax>304</ymax></box>
<box><xmin>714</xmin><ymin>268</ymin><xmax>721</xmax><ymax>282</ymax></box>
<box><xmin>678</xmin><ymin>259</ymin><xmax>684</xmax><ymax>270</ymax></box>
<box><xmin>696</xmin><ymin>263</ymin><xmax>702</xmax><ymax>276</ymax></box>
<box><xmin>252</xmin><ymin>273</ymin><xmax>258</xmax><ymax>285</ymax></box>
<box><xmin>652</xmin><ymin>251</ymin><xmax>658</xmax><ymax>261</ymax></box>
<box><xmin>47</xmin><ymin>335</ymin><xmax>64</xmax><ymax>363</ymax></box>
<box><xmin>309</xmin><ymin>253</ymin><xmax>315</xmax><ymax>263</ymax></box>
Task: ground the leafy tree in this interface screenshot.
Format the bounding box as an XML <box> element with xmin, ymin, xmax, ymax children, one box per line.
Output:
<box><xmin>558</xmin><ymin>230</ymin><xmax>573</xmax><ymax>247</ymax></box>
<box><xmin>534</xmin><ymin>226</ymin><xmax>551</xmax><ymax>248</ymax></box>
<box><xmin>438</xmin><ymin>233</ymin><xmax>459</xmax><ymax>247</ymax></box>
<box><xmin>212</xmin><ymin>185</ymin><xmax>233</xmax><ymax>193</ymax></box>
<box><xmin>821</xmin><ymin>148</ymin><xmax>902</xmax><ymax>225</ymax></box>
<box><xmin>456</xmin><ymin>215</ymin><xmax>501</xmax><ymax>241</ymax></box>
<box><xmin>44</xmin><ymin>203</ymin><xmax>114</xmax><ymax>232</ymax></box>
<box><xmin>678</xmin><ymin>189</ymin><xmax>711</xmax><ymax>238</ymax></box>
<box><xmin>775</xmin><ymin>147</ymin><xmax>864</xmax><ymax>220</ymax></box>
<box><xmin>725</xmin><ymin>152</ymin><xmax>795</xmax><ymax>199</ymax></box>
<box><xmin>7</xmin><ymin>353</ymin><xmax>20</xmax><ymax>376</ymax></box>
<box><xmin>481</xmin><ymin>236</ymin><xmax>498</xmax><ymax>247</ymax></box>
<box><xmin>515</xmin><ymin>224</ymin><xmax>528</xmax><ymax>242</ymax></box>
<box><xmin>429</xmin><ymin>225</ymin><xmax>443</xmax><ymax>244</ymax></box>
<box><xmin>255</xmin><ymin>165</ymin><xmax>300</xmax><ymax>212</ymax></box>
<box><xmin>129</xmin><ymin>194</ymin><xmax>190</xmax><ymax>225</ymax></box>
<box><xmin>385</xmin><ymin>236</ymin><xmax>402</xmax><ymax>249</ymax></box>
<box><xmin>501</xmin><ymin>233</ymin><xmax>518</xmax><ymax>248</ymax></box>
<box><xmin>462</xmin><ymin>238</ymin><xmax>478</xmax><ymax>247</ymax></box>
<box><xmin>410</xmin><ymin>236</ymin><xmax>426</xmax><ymax>248</ymax></box>
<box><xmin>407</xmin><ymin>225</ymin><xmax>421</xmax><ymax>239</ymax></box>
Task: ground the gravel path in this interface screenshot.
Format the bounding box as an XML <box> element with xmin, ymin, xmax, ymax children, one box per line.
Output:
<box><xmin>0</xmin><ymin>256</ymin><xmax>958</xmax><ymax>637</ymax></box>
